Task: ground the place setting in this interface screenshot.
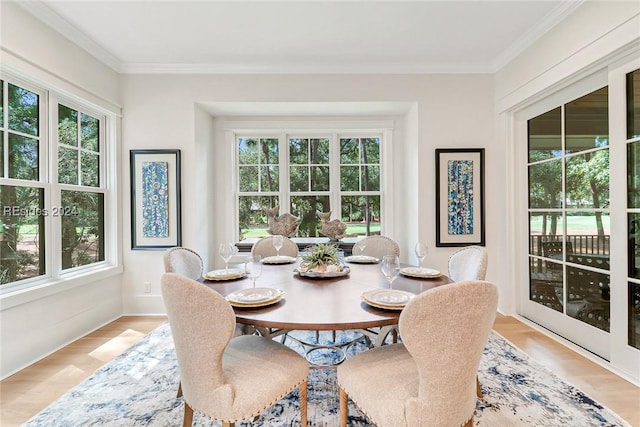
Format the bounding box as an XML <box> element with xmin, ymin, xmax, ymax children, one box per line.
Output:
<box><xmin>260</xmin><ymin>234</ymin><xmax>298</xmax><ymax>264</ymax></box>
<box><xmin>203</xmin><ymin>243</ymin><xmax>247</xmax><ymax>281</ymax></box>
<box><xmin>226</xmin><ymin>254</ymin><xmax>286</xmax><ymax>308</ymax></box>
<box><xmin>361</xmin><ymin>254</ymin><xmax>416</xmax><ymax>310</ymax></box>
<box><xmin>399</xmin><ymin>242</ymin><xmax>442</xmax><ymax>279</ymax></box>
<box><xmin>344</xmin><ymin>239</ymin><xmax>380</xmax><ymax>264</ymax></box>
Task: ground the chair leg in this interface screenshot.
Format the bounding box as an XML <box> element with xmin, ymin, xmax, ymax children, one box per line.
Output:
<box><xmin>476</xmin><ymin>375</ymin><xmax>483</xmax><ymax>398</ymax></box>
<box><xmin>339</xmin><ymin>387</ymin><xmax>348</xmax><ymax>427</ymax></box>
<box><xmin>183</xmin><ymin>402</ymin><xmax>193</xmax><ymax>427</ymax></box>
<box><xmin>300</xmin><ymin>379</ymin><xmax>308</xmax><ymax>426</ymax></box>
<box><xmin>176</xmin><ymin>381</ymin><xmax>182</xmax><ymax>398</ymax></box>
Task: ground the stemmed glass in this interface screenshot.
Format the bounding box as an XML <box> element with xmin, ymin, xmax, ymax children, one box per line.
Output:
<box><xmin>381</xmin><ymin>255</ymin><xmax>400</xmax><ymax>289</ymax></box>
<box><xmin>219</xmin><ymin>242</ymin><xmax>235</xmax><ymax>273</ymax></box>
<box><xmin>357</xmin><ymin>239</ymin><xmax>367</xmax><ymax>256</ymax></box>
<box><xmin>415</xmin><ymin>242</ymin><xmax>428</xmax><ymax>272</ymax></box>
<box><xmin>272</xmin><ymin>234</ymin><xmax>284</xmax><ymax>258</ymax></box>
<box><xmin>245</xmin><ymin>254</ymin><xmax>262</xmax><ymax>288</ymax></box>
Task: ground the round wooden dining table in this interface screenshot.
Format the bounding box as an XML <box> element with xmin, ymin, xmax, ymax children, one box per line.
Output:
<box><xmin>202</xmin><ymin>260</ymin><xmax>452</xmax><ymax>347</ymax></box>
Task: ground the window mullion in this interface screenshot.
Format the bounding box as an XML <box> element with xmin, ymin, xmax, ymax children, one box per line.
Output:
<box><xmin>48</xmin><ymin>94</ymin><xmax>62</xmax><ymax>277</ymax></box>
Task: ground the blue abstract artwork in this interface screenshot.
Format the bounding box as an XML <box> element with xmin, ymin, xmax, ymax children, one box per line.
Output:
<box><xmin>141</xmin><ymin>161</ymin><xmax>169</xmax><ymax>238</ymax></box>
<box><xmin>447</xmin><ymin>160</ymin><xmax>474</xmax><ymax>235</ymax></box>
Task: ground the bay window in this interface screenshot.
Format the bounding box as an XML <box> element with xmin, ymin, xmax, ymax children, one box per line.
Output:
<box><xmin>235</xmin><ymin>127</ymin><xmax>384</xmax><ymax>242</ymax></box>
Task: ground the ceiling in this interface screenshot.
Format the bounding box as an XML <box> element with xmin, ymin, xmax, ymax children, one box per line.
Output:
<box><xmin>16</xmin><ymin>0</ymin><xmax>585</xmax><ymax>74</ymax></box>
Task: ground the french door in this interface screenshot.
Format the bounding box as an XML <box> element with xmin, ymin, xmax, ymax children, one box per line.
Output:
<box><xmin>519</xmin><ymin>58</ymin><xmax>640</xmax><ymax>375</ymax></box>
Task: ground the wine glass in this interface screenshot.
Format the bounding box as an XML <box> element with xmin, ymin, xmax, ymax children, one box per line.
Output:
<box><xmin>219</xmin><ymin>242</ymin><xmax>234</xmax><ymax>273</ymax></box>
<box><xmin>381</xmin><ymin>255</ymin><xmax>400</xmax><ymax>289</ymax></box>
<box><xmin>245</xmin><ymin>254</ymin><xmax>262</xmax><ymax>288</ymax></box>
<box><xmin>273</xmin><ymin>234</ymin><xmax>284</xmax><ymax>258</ymax></box>
<box><xmin>357</xmin><ymin>239</ymin><xmax>367</xmax><ymax>256</ymax></box>
<box><xmin>415</xmin><ymin>242</ymin><xmax>428</xmax><ymax>271</ymax></box>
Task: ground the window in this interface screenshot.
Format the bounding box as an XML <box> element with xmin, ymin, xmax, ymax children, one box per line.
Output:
<box><xmin>57</xmin><ymin>104</ymin><xmax>105</xmax><ymax>269</ymax></box>
<box><xmin>0</xmin><ymin>75</ymin><xmax>112</xmax><ymax>289</ymax></box>
<box><xmin>236</xmin><ymin>132</ymin><xmax>383</xmax><ymax>241</ymax></box>
<box><xmin>527</xmin><ymin>86</ymin><xmax>611</xmax><ymax>332</ymax></box>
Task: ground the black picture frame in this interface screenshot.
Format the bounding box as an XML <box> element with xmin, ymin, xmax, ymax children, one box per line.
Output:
<box><xmin>130</xmin><ymin>149</ymin><xmax>182</xmax><ymax>250</ymax></box>
<box><xmin>435</xmin><ymin>148</ymin><xmax>485</xmax><ymax>247</ymax></box>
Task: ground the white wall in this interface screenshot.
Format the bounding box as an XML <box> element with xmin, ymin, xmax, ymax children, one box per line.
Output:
<box><xmin>0</xmin><ymin>2</ymin><xmax>122</xmax><ymax>378</ymax></box>
<box><xmin>119</xmin><ymin>73</ymin><xmax>498</xmax><ymax>314</ymax></box>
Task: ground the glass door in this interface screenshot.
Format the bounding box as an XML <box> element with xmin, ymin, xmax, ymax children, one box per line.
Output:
<box><xmin>626</xmin><ymin>68</ymin><xmax>640</xmax><ymax>352</ymax></box>
<box><xmin>523</xmin><ymin>86</ymin><xmax>611</xmax><ymax>358</ymax></box>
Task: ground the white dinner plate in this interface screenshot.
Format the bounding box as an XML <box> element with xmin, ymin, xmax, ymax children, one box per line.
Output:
<box><xmin>204</xmin><ymin>268</ymin><xmax>246</xmax><ymax>281</ymax></box>
<box><xmin>399</xmin><ymin>267</ymin><xmax>442</xmax><ymax>279</ymax></box>
<box><xmin>261</xmin><ymin>255</ymin><xmax>297</xmax><ymax>264</ymax></box>
<box><xmin>226</xmin><ymin>288</ymin><xmax>285</xmax><ymax>308</ymax></box>
<box><xmin>344</xmin><ymin>255</ymin><xmax>380</xmax><ymax>264</ymax></box>
<box><xmin>361</xmin><ymin>289</ymin><xmax>416</xmax><ymax>310</ymax></box>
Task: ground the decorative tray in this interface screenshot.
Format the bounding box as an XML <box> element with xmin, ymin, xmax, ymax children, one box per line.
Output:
<box><xmin>204</xmin><ymin>268</ymin><xmax>247</xmax><ymax>281</ymax></box>
<box><xmin>344</xmin><ymin>255</ymin><xmax>380</xmax><ymax>264</ymax></box>
<box><xmin>226</xmin><ymin>287</ymin><xmax>285</xmax><ymax>308</ymax></box>
<box><xmin>361</xmin><ymin>289</ymin><xmax>416</xmax><ymax>310</ymax></box>
<box><xmin>261</xmin><ymin>255</ymin><xmax>297</xmax><ymax>265</ymax></box>
<box><xmin>399</xmin><ymin>267</ymin><xmax>442</xmax><ymax>279</ymax></box>
<box><xmin>294</xmin><ymin>265</ymin><xmax>351</xmax><ymax>279</ymax></box>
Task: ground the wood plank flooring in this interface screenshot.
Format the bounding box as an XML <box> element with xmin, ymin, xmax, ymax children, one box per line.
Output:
<box><xmin>1</xmin><ymin>314</ymin><xmax>638</xmax><ymax>426</ymax></box>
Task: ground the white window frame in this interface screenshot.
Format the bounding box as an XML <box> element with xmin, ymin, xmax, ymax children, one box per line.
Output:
<box><xmin>0</xmin><ymin>69</ymin><xmax>120</xmax><ymax>298</ymax></box>
<box><xmin>226</xmin><ymin>120</ymin><xmax>394</xmax><ymax>242</ymax></box>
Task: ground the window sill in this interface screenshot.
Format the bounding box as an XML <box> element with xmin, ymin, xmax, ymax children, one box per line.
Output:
<box><xmin>0</xmin><ymin>264</ymin><xmax>123</xmax><ymax>311</ymax></box>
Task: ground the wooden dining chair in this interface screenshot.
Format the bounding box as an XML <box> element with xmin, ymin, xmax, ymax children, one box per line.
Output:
<box><xmin>161</xmin><ymin>273</ymin><xmax>309</xmax><ymax>427</ymax></box>
<box><xmin>163</xmin><ymin>247</ymin><xmax>204</xmax><ymax>280</ymax></box>
<box><xmin>337</xmin><ymin>280</ymin><xmax>498</xmax><ymax>427</ymax></box>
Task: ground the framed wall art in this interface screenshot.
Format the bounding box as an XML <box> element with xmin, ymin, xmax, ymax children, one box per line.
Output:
<box><xmin>435</xmin><ymin>148</ymin><xmax>485</xmax><ymax>247</ymax></box>
<box><xmin>130</xmin><ymin>149</ymin><xmax>182</xmax><ymax>250</ymax></box>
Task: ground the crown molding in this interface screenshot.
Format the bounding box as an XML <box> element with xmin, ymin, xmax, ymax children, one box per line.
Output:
<box><xmin>491</xmin><ymin>0</ymin><xmax>586</xmax><ymax>73</ymax></box>
<box><xmin>119</xmin><ymin>61</ymin><xmax>494</xmax><ymax>75</ymax></box>
<box><xmin>16</xmin><ymin>0</ymin><xmax>123</xmax><ymax>73</ymax></box>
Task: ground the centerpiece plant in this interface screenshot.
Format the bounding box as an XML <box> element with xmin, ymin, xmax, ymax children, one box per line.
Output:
<box><xmin>299</xmin><ymin>243</ymin><xmax>344</xmax><ymax>273</ymax></box>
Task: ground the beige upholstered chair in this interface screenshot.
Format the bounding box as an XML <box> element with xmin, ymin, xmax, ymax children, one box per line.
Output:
<box><xmin>161</xmin><ymin>273</ymin><xmax>309</xmax><ymax>427</ymax></box>
<box><xmin>251</xmin><ymin>235</ymin><xmax>298</xmax><ymax>258</ymax></box>
<box><xmin>448</xmin><ymin>245</ymin><xmax>488</xmax><ymax>282</ymax></box>
<box><xmin>353</xmin><ymin>235</ymin><xmax>400</xmax><ymax>259</ymax></box>
<box><xmin>447</xmin><ymin>245</ymin><xmax>489</xmax><ymax>398</ymax></box>
<box><xmin>164</xmin><ymin>247</ymin><xmax>204</xmax><ymax>280</ymax></box>
<box><xmin>337</xmin><ymin>280</ymin><xmax>498</xmax><ymax>427</ymax></box>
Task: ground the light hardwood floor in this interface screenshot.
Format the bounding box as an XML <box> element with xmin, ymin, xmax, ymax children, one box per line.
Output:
<box><xmin>1</xmin><ymin>314</ymin><xmax>638</xmax><ymax>426</ymax></box>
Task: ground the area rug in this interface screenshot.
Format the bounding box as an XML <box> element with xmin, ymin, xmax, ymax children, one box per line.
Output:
<box><xmin>25</xmin><ymin>323</ymin><xmax>630</xmax><ymax>427</ymax></box>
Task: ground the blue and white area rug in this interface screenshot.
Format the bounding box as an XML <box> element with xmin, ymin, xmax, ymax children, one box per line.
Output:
<box><xmin>25</xmin><ymin>323</ymin><xmax>629</xmax><ymax>426</ymax></box>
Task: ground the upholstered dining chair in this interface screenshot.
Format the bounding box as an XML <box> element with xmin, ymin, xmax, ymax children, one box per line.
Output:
<box><xmin>447</xmin><ymin>245</ymin><xmax>489</xmax><ymax>398</ymax></box>
<box><xmin>163</xmin><ymin>247</ymin><xmax>204</xmax><ymax>280</ymax></box>
<box><xmin>251</xmin><ymin>235</ymin><xmax>299</xmax><ymax>258</ymax></box>
<box><xmin>448</xmin><ymin>245</ymin><xmax>488</xmax><ymax>282</ymax></box>
<box><xmin>161</xmin><ymin>273</ymin><xmax>309</xmax><ymax>427</ymax></box>
<box><xmin>352</xmin><ymin>235</ymin><xmax>400</xmax><ymax>259</ymax></box>
<box><xmin>337</xmin><ymin>280</ymin><xmax>498</xmax><ymax>427</ymax></box>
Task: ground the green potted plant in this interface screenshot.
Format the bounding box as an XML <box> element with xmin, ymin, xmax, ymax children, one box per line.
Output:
<box><xmin>298</xmin><ymin>243</ymin><xmax>344</xmax><ymax>274</ymax></box>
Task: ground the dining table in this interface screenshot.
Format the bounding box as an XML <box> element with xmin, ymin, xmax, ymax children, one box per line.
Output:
<box><xmin>201</xmin><ymin>258</ymin><xmax>452</xmax><ymax>363</ymax></box>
